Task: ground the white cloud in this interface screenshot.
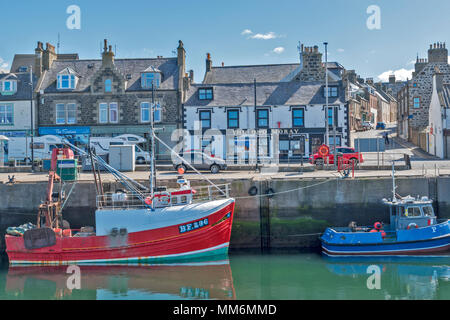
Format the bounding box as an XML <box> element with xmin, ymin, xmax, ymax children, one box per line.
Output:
<box><xmin>241</xmin><ymin>29</ymin><xmax>253</xmax><ymax>35</ymax></box>
<box><xmin>377</xmin><ymin>68</ymin><xmax>414</xmax><ymax>82</ymax></box>
<box><xmin>337</xmin><ymin>48</ymin><xmax>345</xmax><ymax>53</ymax></box>
<box><xmin>273</xmin><ymin>47</ymin><xmax>285</xmax><ymax>54</ymax></box>
<box><xmin>0</xmin><ymin>57</ymin><xmax>9</xmax><ymax>73</ymax></box>
<box><xmin>251</xmin><ymin>32</ymin><xmax>278</xmax><ymax>40</ymax></box>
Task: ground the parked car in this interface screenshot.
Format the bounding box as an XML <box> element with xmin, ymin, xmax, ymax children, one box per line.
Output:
<box><xmin>376</xmin><ymin>122</ymin><xmax>386</xmax><ymax>130</ymax></box>
<box><xmin>361</xmin><ymin>121</ymin><xmax>374</xmax><ymax>131</ymax></box>
<box><xmin>309</xmin><ymin>146</ymin><xmax>364</xmax><ymax>165</ymax></box>
<box><xmin>173</xmin><ymin>151</ymin><xmax>227</xmax><ymax>174</ymax></box>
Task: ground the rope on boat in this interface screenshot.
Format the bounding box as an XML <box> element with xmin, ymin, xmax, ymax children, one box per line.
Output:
<box><xmin>152</xmin><ymin>134</ymin><xmax>227</xmax><ymax>196</ymax></box>
<box><xmin>234</xmin><ymin>178</ymin><xmax>337</xmax><ymax>199</ymax></box>
<box><xmin>62</xmin><ymin>140</ymin><xmax>149</xmax><ymax>200</ymax></box>
<box><xmin>60</xmin><ymin>181</ymin><xmax>77</xmax><ymax>211</ymax></box>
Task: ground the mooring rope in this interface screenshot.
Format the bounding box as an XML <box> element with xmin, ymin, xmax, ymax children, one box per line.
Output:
<box><xmin>233</xmin><ymin>177</ymin><xmax>338</xmax><ymax>200</ymax></box>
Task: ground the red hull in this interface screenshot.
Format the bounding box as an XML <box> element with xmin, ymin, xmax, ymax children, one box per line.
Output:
<box><xmin>6</xmin><ymin>201</ymin><xmax>235</xmax><ymax>264</ymax></box>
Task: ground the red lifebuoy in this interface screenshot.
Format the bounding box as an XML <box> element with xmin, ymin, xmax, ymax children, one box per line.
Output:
<box><xmin>318</xmin><ymin>145</ymin><xmax>330</xmax><ymax>157</ymax></box>
<box><xmin>407</xmin><ymin>223</ymin><xmax>418</xmax><ymax>230</ymax></box>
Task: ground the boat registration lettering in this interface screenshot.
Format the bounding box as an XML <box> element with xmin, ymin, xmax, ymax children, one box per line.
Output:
<box><xmin>179</xmin><ymin>218</ymin><xmax>208</xmax><ymax>234</ymax></box>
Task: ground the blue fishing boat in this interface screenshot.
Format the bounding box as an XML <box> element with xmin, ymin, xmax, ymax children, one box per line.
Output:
<box><xmin>320</xmin><ymin>164</ymin><xmax>450</xmax><ymax>257</ymax></box>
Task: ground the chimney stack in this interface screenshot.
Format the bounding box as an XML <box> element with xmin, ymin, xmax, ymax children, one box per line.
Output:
<box><xmin>295</xmin><ymin>44</ymin><xmax>325</xmax><ymax>81</ymax></box>
<box><xmin>428</xmin><ymin>42</ymin><xmax>448</xmax><ymax>63</ymax></box>
<box><xmin>101</xmin><ymin>39</ymin><xmax>115</xmax><ymax>67</ymax></box>
<box><xmin>389</xmin><ymin>74</ymin><xmax>396</xmax><ymax>84</ymax></box>
<box><xmin>43</xmin><ymin>42</ymin><xmax>57</xmax><ymax>71</ymax></box>
<box><xmin>34</xmin><ymin>41</ymin><xmax>44</xmax><ymax>77</ymax></box>
<box><xmin>206</xmin><ymin>53</ymin><xmax>212</xmax><ymax>72</ymax></box>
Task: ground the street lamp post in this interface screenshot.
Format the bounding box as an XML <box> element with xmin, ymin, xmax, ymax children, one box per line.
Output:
<box><xmin>324</xmin><ymin>42</ymin><xmax>329</xmax><ymax>147</ymax></box>
<box><xmin>30</xmin><ymin>65</ymin><xmax>34</xmax><ymax>172</ymax></box>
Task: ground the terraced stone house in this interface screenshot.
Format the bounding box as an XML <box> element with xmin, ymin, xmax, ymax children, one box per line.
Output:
<box><xmin>34</xmin><ymin>40</ymin><xmax>190</xmax><ymax>159</ymax></box>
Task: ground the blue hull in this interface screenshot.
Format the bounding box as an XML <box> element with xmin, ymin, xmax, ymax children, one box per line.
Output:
<box><xmin>321</xmin><ymin>221</ymin><xmax>450</xmax><ymax>257</ymax></box>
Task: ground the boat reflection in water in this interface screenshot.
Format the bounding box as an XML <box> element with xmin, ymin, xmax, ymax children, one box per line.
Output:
<box><xmin>5</xmin><ymin>258</ymin><xmax>235</xmax><ymax>300</ymax></box>
<box><xmin>325</xmin><ymin>257</ymin><xmax>450</xmax><ymax>300</ymax></box>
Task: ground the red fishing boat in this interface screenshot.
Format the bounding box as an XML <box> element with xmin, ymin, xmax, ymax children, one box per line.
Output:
<box><xmin>5</xmin><ymin>112</ymin><xmax>235</xmax><ymax>265</ymax></box>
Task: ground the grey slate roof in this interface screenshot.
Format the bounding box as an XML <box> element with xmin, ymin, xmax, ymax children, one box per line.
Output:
<box><xmin>439</xmin><ymin>84</ymin><xmax>450</xmax><ymax>107</ymax></box>
<box><xmin>0</xmin><ymin>72</ymin><xmax>37</xmax><ymax>101</ymax></box>
<box><xmin>10</xmin><ymin>53</ymin><xmax>80</xmax><ymax>73</ymax></box>
<box><xmin>9</xmin><ymin>54</ymin><xmax>34</xmax><ymax>73</ymax></box>
<box><xmin>203</xmin><ymin>64</ymin><xmax>302</xmax><ymax>84</ymax></box>
<box><xmin>184</xmin><ymin>81</ymin><xmax>345</xmax><ymax>107</ymax></box>
<box><xmin>39</xmin><ymin>58</ymin><xmax>179</xmax><ymax>93</ymax></box>
<box><xmin>203</xmin><ymin>62</ymin><xmax>344</xmax><ymax>84</ymax></box>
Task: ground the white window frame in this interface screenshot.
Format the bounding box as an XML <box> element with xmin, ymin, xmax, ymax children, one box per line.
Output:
<box><xmin>0</xmin><ymin>103</ymin><xmax>13</xmax><ymax>125</ymax></box>
<box><xmin>154</xmin><ymin>102</ymin><xmax>162</xmax><ymax>123</ymax></box>
<box><xmin>141</xmin><ymin>73</ymin><xmax>161</xmax><ymax>89</ymax></box>
<box><xmin>2</xmin><ymin>80</ymin><xmax>17</xmax><ymax>93</ymax></box>
<box><xmin>99</xmin><ymin>102</ymin><xmax>119</xmax><ymax>124</ymax></box>
<box><xmin>57</xmin><ymin>74</ymin><xmax>76</xmax><ymax>90</ymax></box>
<box><xmin>55</xmin><ymin>103</ymin><xmax>77</xmax><ymax>124</ymax></box>
<box><xmin>140</xmin><ymin>102</ymin><xmax>162</xmax><ymax>123</ymax></box>
<box><xmin>140</xmin><ymin>102</ymin><xmax>150</xmax><ymax>123</ymax></box>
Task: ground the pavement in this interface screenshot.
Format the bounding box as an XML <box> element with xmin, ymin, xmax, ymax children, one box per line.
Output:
<box><xmin>2</xmin><ymin>124</ymin><xmax>450</xmax><ymax>184</ymax></box>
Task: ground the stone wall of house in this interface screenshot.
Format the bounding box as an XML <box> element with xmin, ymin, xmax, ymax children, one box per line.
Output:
<box><xmin>407</xmin><ymin>63</ymin><xmax>450</xmax><ymax>130</ymax></box>
<box><xmin>38</xmin><ymin>91</ymin><xmax>179</xmax><ymax>127</ymax></box>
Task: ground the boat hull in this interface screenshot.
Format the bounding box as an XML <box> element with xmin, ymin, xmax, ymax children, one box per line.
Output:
<box><xmin>5</xmin><ymin>199</ymin><xmax>235</xmax><ymax>265</ymax></box>
<box><xmin>321</xmin><ymin>221</ymin><xmax>450</xmax><ymax>257</ymax></box>
<box><xmin>322</xmin><ymin>235</ymin><xmax>450</xmax><ymax>257</ymax></box>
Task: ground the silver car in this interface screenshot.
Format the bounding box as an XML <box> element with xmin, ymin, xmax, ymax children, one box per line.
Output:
<box><xmin>173</xmin><ymin>151</ymin><xmax>227</xmax><ymax>174</ymax></box>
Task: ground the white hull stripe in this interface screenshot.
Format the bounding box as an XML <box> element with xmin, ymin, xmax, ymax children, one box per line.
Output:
<box><xmin>11</xmin><ymin>242</ymin><xmax>230</xmax><ymax>265</ymax></box>
<box><xmin>322</xmin><ymin>251</ymin><xmax>450</xmax><ymax>258</ymax></box>
<box><xmin>323</xmin><ymin>242</ymin><xmax>450</xmax><ymax>254</ymax></box>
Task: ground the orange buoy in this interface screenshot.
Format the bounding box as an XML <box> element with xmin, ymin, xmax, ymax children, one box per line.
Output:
<box><xmin>62</xmin><ymin>229</ymin><xmax>72</xmax><ymax>237</ymax></box>
<box><xmin>369</xmin><ymin>229</ymin><xmax>378</xmax><ymax>233</ymax></box>
<box><xmin>318</xmin><ymin>144</ymin><xmax>330</xmax><ymax>157</ymax></box>
<box><xmin>374</xmin><ymin>222</ymin><xmax>382</xmax><ymax>230</ymax></box>
<box><xmin>145</xmin><ymin>196</ymin><xmax>152</xmax><ymax>205</ymax></box>
<box><xmin>177</xmin><ymin>167</ymin><xmax>185</xmax><ymax>174</ymax></box>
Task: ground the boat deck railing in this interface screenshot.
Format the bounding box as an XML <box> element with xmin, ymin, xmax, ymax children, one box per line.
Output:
<box><xmin>96</xmin><ymin>183</ymin><xmax>231</xmax><ymax>210</ymax></box>
<box><xmin>191</xmin><ymin>183</ymin><xmax>230</xmax><ymax>203</ymax></box>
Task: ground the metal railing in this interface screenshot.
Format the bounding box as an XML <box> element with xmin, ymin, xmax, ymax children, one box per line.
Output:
<box><xmin>96</xmin><ymin>183</ymin><xmax>231</xmax><ymax>210</ymax></box>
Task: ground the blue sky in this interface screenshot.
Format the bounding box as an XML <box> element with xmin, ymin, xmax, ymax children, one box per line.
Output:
<box><xmin>1</xmin><ymin>0</ymin><xmax>450</xmax><ymax>82</ymax></box>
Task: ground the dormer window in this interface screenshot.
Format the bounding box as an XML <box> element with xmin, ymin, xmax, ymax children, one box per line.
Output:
<box><xmin>324</xmin><ymin>86</ymin><xmax>338</xmax><ymax>98</ymax></box>
<box><xmin>57</xmin><ymin>74</ymin><xmax>76</xmax><ymax>90</ymax></box>
<box><xmin>57</xmin><ymin>68</ymin><xmax>78</xmax><ymax>90</ymax></box>
<box><xmin>199</xmin><ymin>88</ymin><xmax>213</xmax><ymax>100</ymax></box>
<box><xmin>141</xmin><ymin>72</ymin><xmax>161</xmax><ymax>89</ymax></box>
<box><xmin>1</xmin><ymin>80</ymin><xmax>17</xmax><ymax>94</ymax></box>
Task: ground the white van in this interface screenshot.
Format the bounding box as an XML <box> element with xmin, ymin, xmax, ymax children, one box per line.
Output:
<box><xmin>114</xmin><ymin>134</ymin><xmax>146</xmax><ymax>144</ymax></box>
<box><xmin>6</xmin><ymin>135</ymin><xmax>64</xmax><ymax>162</ymax></box>
<box><xmin>89</xmin><ymin>137</ymin><xmax>150</xmax><ymax>164</ymax></box>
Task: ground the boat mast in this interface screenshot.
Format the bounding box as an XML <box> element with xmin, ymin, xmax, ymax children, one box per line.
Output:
<box><xmin>391</xmin><ymin>161</ymin><xmax>396</xmax><ymax>202</ymax></box>
<box><xmin>150</xmin><ymin>81</ymin><xmax>156</xmax><ymax>199</ymax></box>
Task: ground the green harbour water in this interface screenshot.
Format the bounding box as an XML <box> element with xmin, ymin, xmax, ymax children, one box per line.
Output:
<box><xmin>0</xmin><ymin>253</ymin><xmax>449</xmax><ymax>300</ymax></box>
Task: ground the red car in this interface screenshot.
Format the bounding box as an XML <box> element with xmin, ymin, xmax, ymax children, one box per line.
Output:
<box><xmin>309</xmin><ymin>146</ymin><xmax>364</xmax><ymax>165</ymax></box>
